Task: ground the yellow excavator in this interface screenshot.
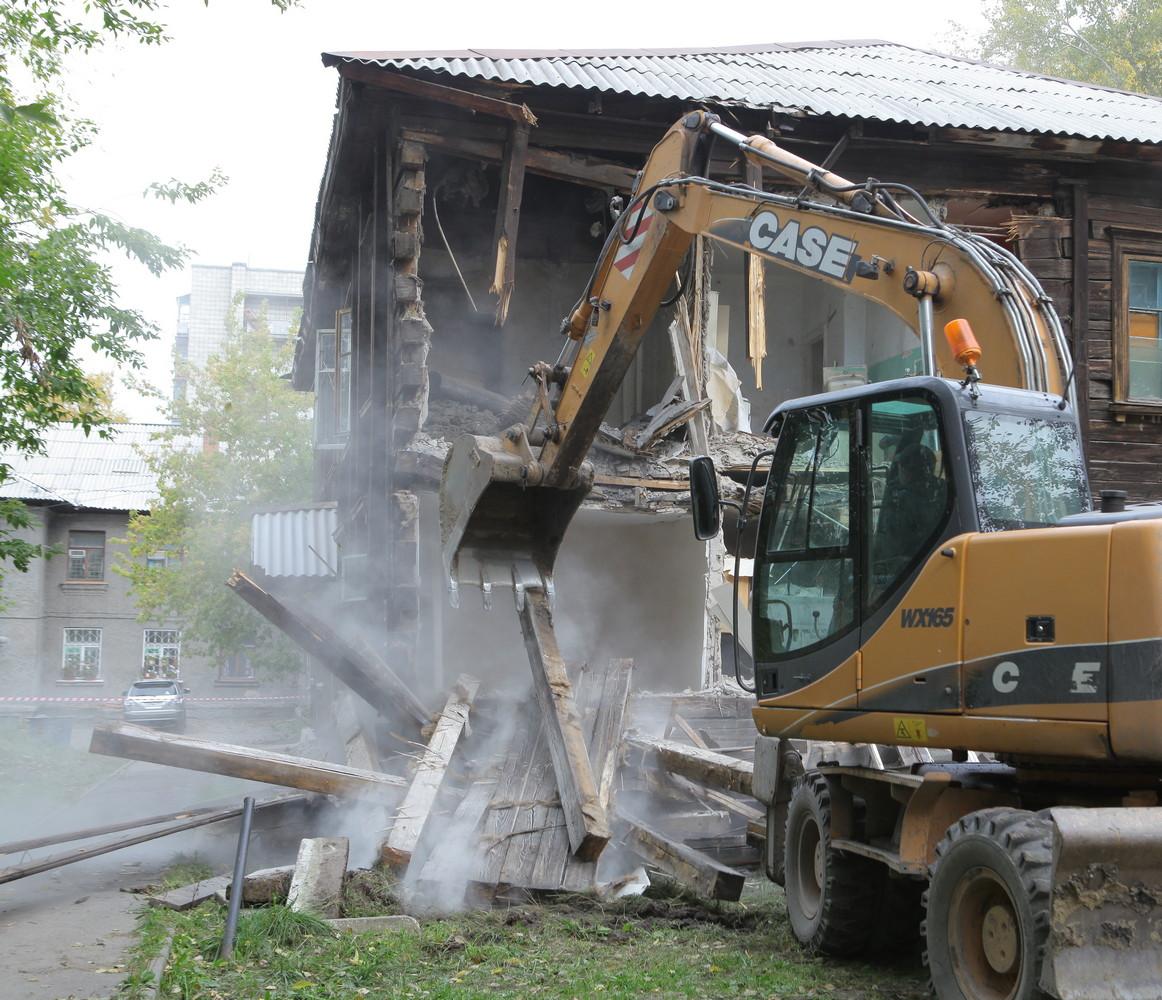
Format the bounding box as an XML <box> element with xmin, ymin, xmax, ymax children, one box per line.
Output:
<box><xmin>440</xmin><ymin>111</ymin><xmax>1162</xmax><ymax>999</ymax></box>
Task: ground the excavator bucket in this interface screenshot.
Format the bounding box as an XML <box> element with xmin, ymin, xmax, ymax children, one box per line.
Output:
<box><xmin>439</xmin><ymin>430</ymin><xmax>591</xmax><ymax>608</ymax></box>
<box><xmin>1041</xmin><ymin>807</ymin><xmax>1162</xmax><ymax>999</ymax></box>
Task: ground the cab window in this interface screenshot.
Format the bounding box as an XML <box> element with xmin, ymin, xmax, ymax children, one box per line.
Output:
<box><xmin>756</xmin><ymin>407</ymin><xmax>855</xmax><ymax>659</ymax></box>
<box><xmin>866</xmin><ymin>397</ymin><xmax>949</xmax><ymax>607</ymax></box>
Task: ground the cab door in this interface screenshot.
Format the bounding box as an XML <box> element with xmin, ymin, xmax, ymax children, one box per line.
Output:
<box><xmin>752</xmin><ymin>402</ymin><xmax>861</xmax><ymax>707</ymax></box>
<box><xmin>857</xmin><ymin>394</ymin><xmax>962</xmax><ymax>713</ymax></box>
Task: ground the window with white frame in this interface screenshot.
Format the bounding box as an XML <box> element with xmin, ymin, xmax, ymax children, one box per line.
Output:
<box><xmin>314</xmin><ymin>327</ymin><xmax>338</xmax><ymax>447</ymax></box>
<box><xmin>62</xmin><ymin>628</ymin><xmax>102</xmax><ymax>680</ymax></box>
<box><xmin>142</xmin><ymin>629</ymin><xmax>181</xmax><ymax>679</ymax></box>
<box><xmin>66</xmin><ymin>530</ymin><xmax>105</xmax><ymax>580</ymax></box>
<box><xmin>337</xmin><ymin>308</ymin><xmax>352</xmax><ymax>437</ymax></box>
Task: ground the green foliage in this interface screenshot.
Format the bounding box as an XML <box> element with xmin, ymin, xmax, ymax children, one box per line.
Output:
<box><xmin>974</xmin><ymin>0</ymin><xmax>1162</xmax><ymax>94</ymax></box>
<box><xmin>0</xmin><ymin>1</ymin><xmax>297</xmax><ymax>584</ymax></box>
<box><xmin>120</xmin><ymin>303</ymin><xmax>313</xmax><ymax>676</ymax></box>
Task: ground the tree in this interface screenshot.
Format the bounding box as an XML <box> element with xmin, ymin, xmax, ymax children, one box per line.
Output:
<box><xmin>0</xmin><ymin>1</ymin><xmax>294</xmax><ymax>577</ymax></box>
<box><xmin>973</xmin><ymin>0</ymin><xmax>1162</xmax><ymax>95</ymax></box>
<box><xmin>119</xmin><ymin>304</ymin><xmax>313</xmax><ymax>676</ymax></box>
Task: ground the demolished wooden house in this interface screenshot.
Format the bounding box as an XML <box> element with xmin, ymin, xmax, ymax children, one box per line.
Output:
<box><xmin>85</xmin><ymin>44</ymin><xmax>1162</xmax><ymax>904</ymax></box>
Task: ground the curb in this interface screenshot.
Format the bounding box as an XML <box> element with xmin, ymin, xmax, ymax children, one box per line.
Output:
<box><xmin>140</xmin><ymin>929</ymin><xmax>175</xmax><ymax>1000</ymax></box>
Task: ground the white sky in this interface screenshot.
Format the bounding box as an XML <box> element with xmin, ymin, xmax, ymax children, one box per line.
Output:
<box><xmin>55</xmin><ymin>0</ymin><xmax>987</xmax><ymax>420</ymax></box>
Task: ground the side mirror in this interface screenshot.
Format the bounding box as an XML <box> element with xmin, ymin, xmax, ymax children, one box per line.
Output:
<box><xmin>689</xmin><ymin>456</ymin><xmax>722</xmax><ymax>540</ymax></box>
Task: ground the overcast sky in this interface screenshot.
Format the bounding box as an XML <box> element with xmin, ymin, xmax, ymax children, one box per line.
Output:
<box><xmin>57</xmin><ymin>0</ymin><xmax>987</xmax><ymax>420</ymax></box>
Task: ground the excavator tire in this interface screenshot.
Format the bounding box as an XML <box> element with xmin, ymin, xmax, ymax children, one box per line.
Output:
<box><xmin>922</xmin><ymin>808</ymin><xmax>1053</xmax><ymax>1000</ymax></box>
<box><xmin>783</xmin><ymin>771</ymin><xmax>880</xmax><ymax>956</ymax></box>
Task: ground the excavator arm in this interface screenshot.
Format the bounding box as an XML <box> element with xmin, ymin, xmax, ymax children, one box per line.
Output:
<box><xmin>440</xmin><ymin>110</ymin><xmax>1072</xmax><ymax>600</ymax></box>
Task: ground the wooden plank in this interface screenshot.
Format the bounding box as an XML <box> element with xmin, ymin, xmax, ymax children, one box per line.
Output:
<box><xmin>519</xmin><ymin>590</ymin><xmax>610</xmax><ymax>861</ymax></box>
<box><xmin>489</xmin><ymin>121</ymin><xmax>530</xmax><ymax>327</ymax></box>
<box><xmin>672</xmin><ymin>713</ymin><xmax>710</xmax><ymax>749</ymax></box>
<box><xmin>382</xmin><ymin>674</ymin><xmax>480</xmax><ymax>868</ymax></box>
<box><xmin>618</xmin><ymin>809</ymin><xmax>746</xmax><ymax>901</ymax></box>
<box><xmin>338</xmin><ymin>63</ymin><xmax>536</xmax><ymax>125</ymax></box>
<box><xmin>90</xmin><ymin>723</ymin><xmax>405</xmax><ymax>803</ymax></box>
<box><xmin>592</xmin><ymin>474</ymin><xmax>688</xmax><ymax>491</ymax></box>
<box><xmin>626</xmin><ymin>735</ymin><xmax>754</xmax><ymax>797</ymax></box>
<box><xmin>745</xmin><ymin>160</ymin><xmax>767</xmax><ymax>390</ymax></box>
<box><xmin>226</xmin><ymin>570</ymin><xmax>430</xmax><ymax>727</ymax></box>
<box><xmin>400</xmin><ymin>128</ymin><xmax>637</xmax><ymax>191</ymax></box>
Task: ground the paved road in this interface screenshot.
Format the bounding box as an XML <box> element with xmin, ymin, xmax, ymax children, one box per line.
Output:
<box><xmin>0</xmin><ymin>715</ymin><xmax>304</xmax><ymax>1000</ymax></box>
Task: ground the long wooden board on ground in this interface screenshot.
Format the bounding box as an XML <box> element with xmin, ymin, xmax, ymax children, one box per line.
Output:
<box><xmin>90</xmin><ymin>723</ymin><xmax>406</xmax><ymax>803</ymax></box>
<box><xmin>226</xmin><ymin>570</ymin><xmax>431</xmax><ymax>727</ymax></box>
<box><xmin>625</xmin><ymin>735</ymin><xmax>754</xmax><ymax>797</ymax></box>
<box><xmin>617</xmin><ymin>807</ymin><xmax>747</xmax><ymax>901</ymax></box>
<box><xmin>518</xmin><ymin>590</ymin><xmax>610</xmax><ymax>861</ymax></box>
<box><xmin>382</xmin><ymin>674</ymin><xmax>480</xmax><ymax>868</ymax></box>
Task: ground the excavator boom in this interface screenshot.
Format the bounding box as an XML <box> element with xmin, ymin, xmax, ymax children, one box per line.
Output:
<box><xmin>441</xmin><ymin>111</ymin><xmax>1070</xmax><ymax>598</ymax></box>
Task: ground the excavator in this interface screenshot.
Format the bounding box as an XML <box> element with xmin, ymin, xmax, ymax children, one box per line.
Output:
<box><xmin>439</xmin><ymin>110</ymin><xmax>1162</xmax><ymax>999</ymax></box>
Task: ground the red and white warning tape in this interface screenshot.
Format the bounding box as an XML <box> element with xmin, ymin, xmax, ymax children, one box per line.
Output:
<box><xmin>0</xmin><ymin>694</ymin><xmax>306</xmax><ymax>704</ymax></box>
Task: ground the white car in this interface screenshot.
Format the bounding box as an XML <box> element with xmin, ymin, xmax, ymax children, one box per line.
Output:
<box><xmin>123</xmin><ymin>679</ymin><xmax>188</xmax><ymax>731</ymax></box>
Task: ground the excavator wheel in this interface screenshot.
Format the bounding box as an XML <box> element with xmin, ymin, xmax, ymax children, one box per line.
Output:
<box><xmin>783</xmin><ymin>771</ymin><xmax>880</xmax><ymax>956</ymax></box>
<box><xmin>922</xmin><ymin>808</ymin><xmax>1052</xmax><ymax>1000</ymax></box>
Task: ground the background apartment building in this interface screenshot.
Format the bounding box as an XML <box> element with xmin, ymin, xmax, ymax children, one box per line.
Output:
<box><xmin>174</xmin><ymin>262</ymin><xmax>304</xmax><ymax>399</ymax></box>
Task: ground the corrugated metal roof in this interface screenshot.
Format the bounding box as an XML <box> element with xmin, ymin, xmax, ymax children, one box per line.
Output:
<box><xmin>251</xmin><ymin>505</ymin><xmax>338</xmax><ymax>579</ymax></box>
<box><xmin>0</xmin><ymin>424</ymin><xmax>175</xmax><ymax>511</ymax></box>
<box><xmin>324</xmin><ymin>41</ymin><xmax>1162</xmax><ymax>144</ymax></box>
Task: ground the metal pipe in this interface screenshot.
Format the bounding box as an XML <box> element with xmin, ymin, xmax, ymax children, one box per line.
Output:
<box><xmin>918</xmin><ymin>295</ymin><xmax>936</xmax><ymax>375</ymax></box>
<box><xmin>219</xmin><ymin>795</ymin><xmax>255</xmax><ymax>961</ymax></box>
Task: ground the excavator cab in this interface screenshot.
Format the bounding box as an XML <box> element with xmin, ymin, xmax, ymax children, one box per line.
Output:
<box><xmin>696</xmin><ymin>375</ymin><xmax>1091</xmax><ymax>706</ymax></box>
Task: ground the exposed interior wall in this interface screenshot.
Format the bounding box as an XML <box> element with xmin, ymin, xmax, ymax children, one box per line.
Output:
<box><xmin>417</xmin><ymin>495</ymin><xmax>706</xmax><ymax>699</ymax></box>
<box><xmin>710</xmin><ymin>241</ymin><xmax>919</xmax><ymax>428</ymax></box>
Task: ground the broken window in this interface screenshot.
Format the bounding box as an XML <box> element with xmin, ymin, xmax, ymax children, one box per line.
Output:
<box><xmin>314</xmin><ymin>327</ymin><xmax>339</xmax><ymax>446</ymax></box>
<box><xmin>62</xmin><ymin>628</ymin><xmax>102</xmax><ymax>680</ymax></box>
<box><xmin>66</xmin><ymin>530</ymin><xmax>105</xmax><ymax>580</ymax></box>
<box><xmin>143</xmin><ymin>629</ymin><xmax>181</xmax><ymax>679</ymax></box>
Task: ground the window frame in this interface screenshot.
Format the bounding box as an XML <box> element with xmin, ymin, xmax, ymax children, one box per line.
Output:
<box><xmin>66</xmin><ymin>530</ymin><xmax>106</xmax><ymax>581</ymax></box>
<box><xmin>61</xmin><ymin>627</ymin><xmax>102</xmax><ymax>681</ymax></box>
<box><xmin>1111</xmin><ymin>227</ymin><xmax>1162</xmax><ymax>410</ymax></box>
<box><xmin>142</xmin><ymin>629</ymin><xmax>181</xmax><ymax>680</ymax></box>
<box><xmin>336</xmin><ymin>307</ymin><xmax>353</xmax><ymax>437</ymax></box>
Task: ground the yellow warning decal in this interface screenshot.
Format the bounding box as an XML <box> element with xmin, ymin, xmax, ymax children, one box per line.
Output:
<box><xmin>893</xmin><ymin>717</ymin><xmax>928</xmax><ymax>742</ymax></box>
<box><xmin>580</xmin><ymin>348</ymin><xmax>597</xmax><ymax>378</ymax></box>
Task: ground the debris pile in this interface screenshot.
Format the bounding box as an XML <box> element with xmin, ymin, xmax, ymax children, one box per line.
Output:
<box><xmin>76</xmin><ymin>574</ymin><xmax>764</xmax><ymax>909</ymax></box>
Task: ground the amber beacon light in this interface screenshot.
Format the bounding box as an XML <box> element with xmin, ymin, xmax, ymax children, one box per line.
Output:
<box><xmin>943</xmin><ymin>318</ymin><xmax>982</xmax><ymax>370</ymax></box>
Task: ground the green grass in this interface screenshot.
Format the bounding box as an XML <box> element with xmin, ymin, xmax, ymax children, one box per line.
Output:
<box><xmin>126</xmin><ymin>876</ymin><xmax>927</xmax><ymax>1000</ymax></box>
<box><xmin>158</xmin><ymin>854</ymin><xmax>216</xmax><ymax>891</ymax></box>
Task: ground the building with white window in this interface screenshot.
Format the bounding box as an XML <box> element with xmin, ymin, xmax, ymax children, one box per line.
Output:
<box><xmin>0</xmin><ymin>424</ymin><xmax>283</xmax><ymax>698</ymax></box>
<box><xmin>174</xmin><ymin>263</ymin><xmax>304</xmax><ymax>400</ymax></box>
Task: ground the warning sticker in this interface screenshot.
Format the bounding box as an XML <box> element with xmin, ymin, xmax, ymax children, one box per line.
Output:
<box><xmin>580</xmin><ymin>348</ymin><xmax>597</xmax><ymax>378</ymax></box>
<box><xmin>893</xmin><ymin>717</ymin><xmax>928</xmax><ymax>742</ymax></box>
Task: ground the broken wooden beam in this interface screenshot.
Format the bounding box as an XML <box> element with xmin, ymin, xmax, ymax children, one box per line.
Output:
<box><xmin>618</xmin><ymin>809</ymin><xmax>747</xmax><ymax>901</ymax></box>
<box><xmin>519</xmin><ymin>590</ymin><xmax>610</xmax><ymax>861</ymax></box>
<box><xmin>626</xmin><ymin>735</ymin><xmax>754</xmax><ymax>797</ymax></box>
<box><xmin>382</xmin><ymin>674</ymin><xmax>480</xmax><ymax>868</ymax></box>
<box><xmin>0</xmin><ymin>795</ymin><xmax>303</xmax><ymax>886</ymax></box>
<box><xmin>400</xmin><ymin>127</ymin><xmax>637</xmax><ymax>191</ymax></box>
<box><xmin>90</xmin><ymin>723</ymin><xmax>406</xmax><ymax>803</ymax></box>
<box><xmin>226</xmin><ymin>570</ymin><xmax>430</xmax><ymax>727</ymax></box>
<box><xmin>288</xmin><ymin>837</ymin><xmax>350</xmax><ymax>918</ymax></box>
<box><xmin>745</xmin><ymin>160</ymin><xmax>767</xmax><ymax>390</ymax></box>
<box><xmin>336</xmin><ymin>63</ymin><xmax>536</xmax><ymax>125</ymax></box>
<box><xmin>490</xmin><ymin>121</ymin><xmax>530</xmax><ymax>326</ymax></box>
